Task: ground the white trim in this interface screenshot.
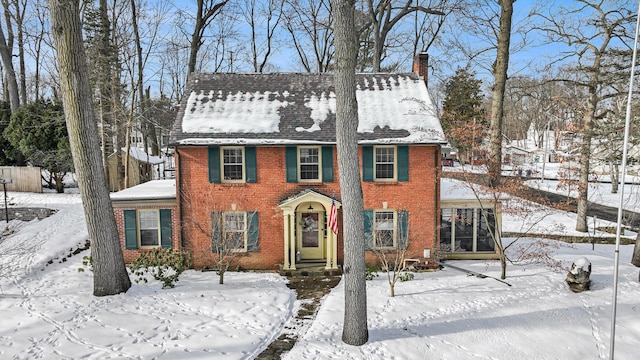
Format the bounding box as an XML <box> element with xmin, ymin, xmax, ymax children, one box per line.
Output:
<box><xmin>279</xmin><ymin>190</ymin><xmax>341</xmax><ymax>270</ymax></box>
<box><xmin>297</xmin><ymin>146</ymin><xmax>322</xmax><ymax>182</ymax></box>
<box><xmin>138</xmin><ymin>209</ymin><xmax>161</xmax><ymax>248</ymax></box>
<box><xmin>374</xmin><ymin>145</ymin><xmax>397</xmax><ymax>181</ymax></box>
<box><xmin>221</xmin><ymin>146</ymin><xmax>245</xmax><ymax>183</ymax></box>
<box><xmin>373</xmin><ymin>209</ymin><xmax>397</xmax><ymax>249</ymax></box>
<box><xmin>222</xmin><ymin>211</ymin><xmax>248</xmax><ymax>252</ymax></box>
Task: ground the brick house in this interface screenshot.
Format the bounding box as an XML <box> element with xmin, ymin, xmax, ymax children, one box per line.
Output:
<box><xmin>112</xmin><ymin>53</ymin><xmax>467</xmax><ymax>271</ymax></box>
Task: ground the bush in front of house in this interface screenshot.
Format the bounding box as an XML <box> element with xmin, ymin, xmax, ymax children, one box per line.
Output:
<box><xmin>398</xmin><ymin>272</ymin><xmax>414</xmax><ymax>282</ymax></box>
<box><xmin>365</xmin><ymin>264</ymin><xmax>380</xmax><ymax>280</ymax></box>
<box><xmin>128</xmin><ymin>248</ymin><xmax>191</xmax><ymax>289</ymax></box>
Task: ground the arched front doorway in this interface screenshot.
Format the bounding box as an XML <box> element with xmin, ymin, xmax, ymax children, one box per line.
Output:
<box><xmin>279</xmin><ymin>190</ymin><xmax>340</xmax><ymax>270</ymax></box>
<box><xmin>297</xmin><ymin>202</ymin><xmax>324</xmax><ymax>260</ymax></box>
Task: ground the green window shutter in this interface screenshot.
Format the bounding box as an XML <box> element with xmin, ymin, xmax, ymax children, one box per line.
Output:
<box><xmin>247</xmin><ymin>211</ymin><xmax>259</xmax><ymax>252</ymax></box>
<box><xmin>322</xmin><ymin>146</ymin><xmax>334</xmax><ymax>182</ymax></box>
<box><xmin>160</xmin><ymin>209</ymin><xmax>172</xmax><ymax>248</ymax></box>
<box><xmin>211</xmin><ymin>211</ymin><xmax>223</xmax><ymax>253</ymax></box>
<box><xmin>245</xmin><ymin>146</ymin><xmax>257</xmax><ymax>183</ymax></box>
<box><xmin>397</xmin><ymin>146</ymin><xmax>409</xmax><ymax>182</ymax></box>
<box><xmin>124</xmin><ymin>210</ymin><xmax>138</xmax><ymax>249</ymax></box>
<box><xmin>397</xmin><ymin>210</ymin><xmax>409</xmax><ymax>249</ymax></box>
<box><xmin>286</xmin><ymin>146</ymin><xmax>298</xmax><ymax>182</ymax></box>
<box><xmin>322</xmin><ymin>146</ymin><xmax>333</xmax><ymax>182</ymax></box>
<box><xmin>208</xmin><ymin>147</ymin><xmax>221</xmax><ymax>183</ymax></box>
<box><xmin>363</xmin><ymin>210</ymin><xmax>373</xmax><ymax>250</ymax></box>
<box><xmin>362</xmin><ymin>146</ymin><xmax>373</xmax><ymax>182</ymax></box>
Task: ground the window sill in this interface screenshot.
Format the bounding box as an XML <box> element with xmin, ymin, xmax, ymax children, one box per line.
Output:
<box><xmin>372</xmin><ymin>180</ymin><xmax>399</xmax><ymax>185</ymax></box>
<box><xmin>231</xmin><ymin>250</ymin><xmax>250</xmax><ymax>256</ymax></box>
<box><xmin>220</xmin><ymin>182</ymin><xmax>248</xmax><ymax>187</ymax></box>
<box><xmin>138</xmin><ymin>245</ymin><xmax>163</xmax><ymax>250</ymax></box>
<box><xmin>371</xmin><ymin>246</ymin><xmax>398</xmax><ymax>250</ymax></box>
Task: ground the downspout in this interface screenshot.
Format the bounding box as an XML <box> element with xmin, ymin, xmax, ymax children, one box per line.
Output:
<box><xmin>175</xmin><ymin>147</ymin><xmax>184</xmax><ymax>249</ymax></box>
<box><xmin>434</xmin><ymin>145</ymin><xmax>441</xmax><ymax>263</ymax></box>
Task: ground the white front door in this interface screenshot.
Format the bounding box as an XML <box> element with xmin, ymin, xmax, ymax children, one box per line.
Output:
<box><xmin>297</xmin><ymin>210</ymin><xmax>324</xmax><ymax>260</ymax></box>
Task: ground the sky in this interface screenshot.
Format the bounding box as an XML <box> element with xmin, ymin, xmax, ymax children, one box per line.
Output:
<box><xmin>1</xmin><ymin>164</ymin><xmax>640</xmax><ymax>359</ymax></box>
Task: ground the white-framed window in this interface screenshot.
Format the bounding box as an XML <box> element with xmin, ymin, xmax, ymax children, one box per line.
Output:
<box><xmin>439</xmin><ymin>207</ymin><xmax>496</xmax><ymax>253</ymax></box>
<box><xmin>124</xmin><ymin>209</ymin><xmax>172</xmax><ymax>250</ymax></box>
<box><xmin>138</xmin><ymin>209</ymin><xmax>161</xmax><ymax>247</ymax></box>
<box><xmin>223</xmin><ymin>211</ymin><xmax>248</xmax><ymax>251</ymax></box>
<box><xmin>222</xmin><ymin>147</ymin><xmax>245</xmax><ymax>182</ymax></box>
<box><xmin>374</xmin><ymin>210</ymin><xmax>396</xmax><ymax>248</ymax></box>
<box><xmin>374</xmin><ymin>146</ymin><xmax>396</xmax><ymax>181</ymax></box>
<box><xmin>298</xmin><ymin>146</ymin><xmax>321</xmax><ymax>181</ymax></box>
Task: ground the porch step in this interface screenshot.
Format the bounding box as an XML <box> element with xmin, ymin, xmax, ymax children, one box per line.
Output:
<box><xmin>280</xmin><ymin>263</ymin><xmax>342</xmax><ymax>277</ymax></box>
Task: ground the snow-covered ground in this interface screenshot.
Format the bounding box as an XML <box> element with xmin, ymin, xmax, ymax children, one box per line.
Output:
<box><xmin>1</xmin><ymin>183</ymin><xmax>639</xmax><ymax>359</ymax></box>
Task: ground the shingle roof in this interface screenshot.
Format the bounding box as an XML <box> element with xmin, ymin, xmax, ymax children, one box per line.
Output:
<box><xmin>170</xmin><ymin>73</ymin><xmax>446</xmax><ymax>146</ymax></box>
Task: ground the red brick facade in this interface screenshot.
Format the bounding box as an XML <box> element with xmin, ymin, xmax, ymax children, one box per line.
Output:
<box><xmin>176</xmin><ymin>144</ymin><xmax>441</xmax><ymax>270</ymax></box>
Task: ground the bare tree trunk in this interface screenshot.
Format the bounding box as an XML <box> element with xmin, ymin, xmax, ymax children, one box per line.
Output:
<box><xmin>32</xmin><ymin>1</ymin><xmax>47</xmax><ymax>101</ymax></box>
<box><xmin>333</xmin><ymin>0</ymin><xmax>368</xmax><ymax>346</ymax></box>
<box><xmin>188</xmin><ymin>0</ymin><xmax>229</xmax><ymax>74</ymax></box>
<box><xmin>611</xmin><ymin>161</ymin><xmax>619</xmax><ymax>194</ymax></box>
<box><xmin>0</xmin><ymin>11</ymin><xmax>24</xmax><ymax>165</ymax></box>
<box><xmin>0</xmin><ymin>21</ymin><xmax>19</xmax><ymax>112</ymax></box>
<box><xmin>500</xmin><ymin>247</ymin><xmax>507</xmax><ymax>279</ymax></box>
<box><xmin>98</xmin><ymin>0</ymin><xmax>113</xmax><ymax>186</ymax></box>
<box><xmin>365</xmin><ymin>0</ymin><xmax>445</xmax><ymax>72</ymax></box>
<box><xmin>8</xmin><ymin>0</ymin><xmax>27</xmax><ymax>105</ymax></box>
<box><xmin>367</xmin><ymin>0</ymin><xmax>382</xmax><ymax>72</ymax></box>
<box><xmin>488</xmin><ymin>0</ymin><xmax>513</xmax><ymax>188</ymax></box>
<box><xmin>575</xmin><ymin>86</ymin><xmax>597</xmax><ymax>232</ymax></box>
<box><xmin>632</xmin><ymin>234</ymin><xmax>640</xmax><ymax>267</ymax></box>
<box><xmin>49</xmin><ymin>0</ymin><xmax>131</xmax><ymax>297</ymax></box>
<box><xmin>124</xmin><ymin>97</ymin><xmax>134</xmax><ymax>189</ymax></box>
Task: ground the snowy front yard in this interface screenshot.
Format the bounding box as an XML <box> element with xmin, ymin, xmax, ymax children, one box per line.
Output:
<box><xmin>1</xmin><ymin>189</ymin><xmax>640</xmax><ymax>359</ymax></box>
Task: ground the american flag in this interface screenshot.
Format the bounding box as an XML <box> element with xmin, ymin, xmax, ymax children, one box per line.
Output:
<box><xmin>328</xmin><ymin>199</ymin><xmax>338</xmax><ymax>235</ymax></box>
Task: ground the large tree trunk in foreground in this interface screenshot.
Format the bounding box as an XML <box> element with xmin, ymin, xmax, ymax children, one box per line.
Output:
<box><xmin>333</xmin><ymin>0</ymin><xmax>368</xmax><ymax>346</ymax></box>
<box><xmin>49</xmin><ymin>0</ymin><xmax>131</xmax><ymax>296</ymax></box>
<box><xmin>488</xmin><ymin>0</ymin><xmax>514</xmax><ymax>188</ymax></box>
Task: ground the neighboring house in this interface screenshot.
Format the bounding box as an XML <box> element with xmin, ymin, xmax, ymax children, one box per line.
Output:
<box><xmin>531</xmin><ymin>148</ymin><xmax>557</xmax><ymax>164</ymax></box>
<box><xmin>502</xmin><ymin>144</ymin><xmax>530</xmax><ymax>166</ymax></box>
<box><xmin>107</xmin><ymin>147</ymin><xmax>164</xmax><ymax>192</ymax></box>
<box><xmin>113</xmin><ymin>53</ymin><xmax>454</xmax><ymax>272</ymax></box>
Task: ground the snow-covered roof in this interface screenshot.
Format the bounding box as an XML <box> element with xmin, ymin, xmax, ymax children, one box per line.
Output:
<box><xmin>109</xmin><ymin>147</ymin><xmax>164</xmax><ymax>165</ymax></box>
<box><xmin>441</xmin><ymin>178</ymin><xmax>504</xmax><ymax>202</ymax></box>
<box><xmin>170</xmin><ymin>73</ymin><xmax>447</xmax><ymax>146</ymax></box>
<box><xmin>504</xmin><ymin>144</ymin><xmax>530</xmax><ymax>154</ymax></box>
<box><xmin>122</xmin><ymin>147</ymin><xmax>164</xmax><ymax>165</ymax></box>
<box><xmin>110</xmin><ymin>179</ymin><xmax>176</xmax><ymax>201</ymax></box>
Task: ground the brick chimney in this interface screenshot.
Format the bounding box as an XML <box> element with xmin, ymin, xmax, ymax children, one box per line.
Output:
<box><xmin>412</xmin><ymin>52</ymin><xmax>429</xmax><ymax>88</ymax></box>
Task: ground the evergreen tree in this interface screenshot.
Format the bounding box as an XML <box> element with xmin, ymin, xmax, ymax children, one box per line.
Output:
<box><xmin>441</xmin><ymin>67</ymin><xmax>485</xmax><ymax>163</ymax></box>
<box><xmin>3</xmin><ymin>101</ymin><xmax>73</xmax><ymax>192</ymax></box>
<box><xmin>83</xmin><ymin>0</ymin><xmax>123</xmax><ymax>184</ymax></box>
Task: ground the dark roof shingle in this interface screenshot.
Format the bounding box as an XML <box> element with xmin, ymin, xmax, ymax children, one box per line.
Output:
<box><xmin>170</xmin><ymin>73</ymin><xmax>446</xmax><ymax>146</ymax></box>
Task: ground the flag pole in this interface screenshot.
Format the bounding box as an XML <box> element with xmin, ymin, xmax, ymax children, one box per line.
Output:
<box><xmin>610</xmin><ymin>2</ymin><xmax>640</xmax><ymax>358</ymax></box>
